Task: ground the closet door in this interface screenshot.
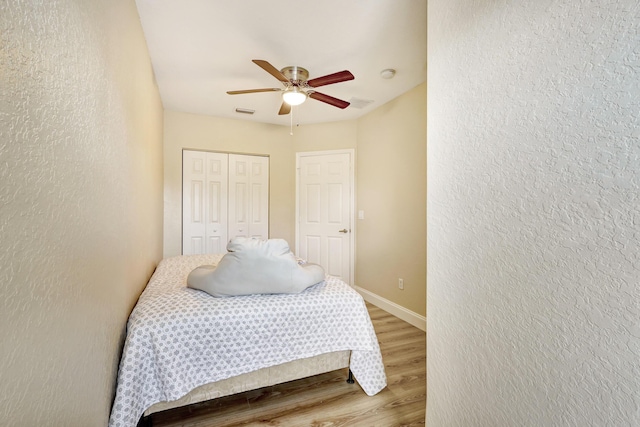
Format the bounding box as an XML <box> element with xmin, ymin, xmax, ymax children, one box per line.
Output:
<box><xmin>228</xmin><ymin>154</ymin><xmax>269</xmax><ymax>240</ymax></box>
<box><xmin>182</xmin><ymin>151</ymin><xmax>228</xmax><ymax>254</ymax></box>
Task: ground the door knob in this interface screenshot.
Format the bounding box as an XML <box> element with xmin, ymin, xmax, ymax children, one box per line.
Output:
<box><xmin>339</xmin><ymin>229</ymin><xmax>349</xmax><ymax>233</ymax></box>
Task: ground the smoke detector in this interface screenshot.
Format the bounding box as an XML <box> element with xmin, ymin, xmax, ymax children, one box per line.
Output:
<box><xmin>380</xmin><ymin>69</ymin><xmax>396</xmax><ymax>79</ymax></box>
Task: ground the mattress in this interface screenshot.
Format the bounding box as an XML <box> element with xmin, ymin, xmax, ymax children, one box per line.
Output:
<box><xmin>109</xmin><ymin>254</ymin><xmax>386</xmax><ymax>427</ymax></box>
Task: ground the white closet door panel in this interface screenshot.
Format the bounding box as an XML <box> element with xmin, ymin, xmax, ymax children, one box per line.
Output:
<box><xmin>206</xmin><ymin>235</ymin><xmax>225</xmax><ymax>254</ymax></box>
<box><xmin>184</xmin><ymin>151</ymin><xmax>269</xmax><ymax>253</ymax></box>
<box><xmin>205</xmin><ymin>153</ymin><xmax>228</xmax><ymax>253</ymax></box>
<box><xmin>183</xmin><ymin>151</ymin><xmax>228</xmax><ymax>255</ymax></box>
<box><xmin>249</xmin><ymin>156</ymin><xmax>269</xmax><ymax>239</ymax></box>
<box><xmin>228</xmin><ymin>155</ymin><xmax>249</xmax><ymax>238</ymax></box>
<box><xmin>230</xmin><ymin>182</ymin><xmax>249</xmax><ymax>237</ymax></box>
<box><xmin>183</xmin><ymin>150</ymin><xmax>207</xmax><ymax>255</ymax></box>
<box><xmin>229</xmin><ymin>154</ymin><xmax>269</xmax><ymax>240</ymax></box>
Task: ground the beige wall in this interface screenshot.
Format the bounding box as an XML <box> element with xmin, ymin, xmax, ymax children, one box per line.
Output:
<box><xmin>163</xmin><ymin>111</ymin><xmax>295</xmax><ymax>257</ymax></box>
<box><xmin>292</xmin><ymin>120</ymin><xmax>358</xmax><ymax>152</ymax></box>
<box><xmin>164</xmin><ymin>85</ymin><xmax>426</xmax><ymax>317</ymax></box>
<box><xmin>0</xmin><ymin>1</ymin><xmax>164</xmax><ymax>426</ymax></box>
<box><xmin>356</xmin><ymin>83</ymin><xmax>427</xmax><ymax>316</ymax></box>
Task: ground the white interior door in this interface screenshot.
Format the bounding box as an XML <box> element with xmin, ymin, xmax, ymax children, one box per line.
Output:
<box><xmin>296</xmin><ymin>150</ymin><xmax>354</xmax><ymax>285</ymax></box>
<box><xmin>182</xmin><ymin>151</ymin><xmax>228</xmax><ymax>254</ymax></box>
<box><xmin>228</xmin><ymin>154</ymin><xmax>269</xmax><ymax>240</ymax></box>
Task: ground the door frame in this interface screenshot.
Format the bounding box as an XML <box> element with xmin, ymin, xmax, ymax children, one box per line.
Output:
<box><xmin>295</xmin><ymin>149</ymin><xmax>355</xmax><ymax>286</ymax></box>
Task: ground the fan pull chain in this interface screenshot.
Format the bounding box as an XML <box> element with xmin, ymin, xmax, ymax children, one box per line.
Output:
<box><xmin>290</xmin><ymin>106</ymin><xmax>294</xmax><ymax>136</ymax></box>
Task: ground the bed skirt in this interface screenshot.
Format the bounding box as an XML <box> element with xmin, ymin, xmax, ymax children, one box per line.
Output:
<box><xmin>144</xmin><ymin>350</ymin><xmax>350</xmax><ymax>416</ymax></box>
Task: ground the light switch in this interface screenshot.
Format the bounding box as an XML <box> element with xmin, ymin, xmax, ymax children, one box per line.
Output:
<box><xmin>358</xmin><ymin>210</ymin><xmax>365</xmax><ymax>220</ymax></box>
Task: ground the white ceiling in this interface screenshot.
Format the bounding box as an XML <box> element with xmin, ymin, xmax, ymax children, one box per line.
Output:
<box><xmin>135</xmin><ymin>0</ymin><xmax>427</xmax><ymax>126</ymax></box>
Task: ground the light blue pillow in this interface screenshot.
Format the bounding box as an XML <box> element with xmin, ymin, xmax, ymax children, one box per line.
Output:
<box><xmin>187</xmin><ymin>237</ymin><xmax>325</xmax><ymax>297</ymax></box>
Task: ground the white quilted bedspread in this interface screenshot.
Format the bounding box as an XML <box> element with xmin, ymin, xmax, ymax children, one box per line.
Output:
<box><xmin>109</xmin><ymin>254</ymin><xmax>386</xmax><ymax>427</ymax></box>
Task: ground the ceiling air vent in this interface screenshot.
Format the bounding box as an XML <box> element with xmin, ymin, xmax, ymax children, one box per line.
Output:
<box><xmin>348</xmin><ymin>98</ymin><xmax>374</xmax><ymax>109</ymax></box>
<box><xmin>235</xmin><ymin>108</ymin><xmax>255</xmax><ymax>115</ymax></box>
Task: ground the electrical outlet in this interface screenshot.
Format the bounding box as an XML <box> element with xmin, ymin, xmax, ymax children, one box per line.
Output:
<box><xmin>398</xmin><ymin>278</ymin><xmax>404</xmax><ymax>290</ymax></box>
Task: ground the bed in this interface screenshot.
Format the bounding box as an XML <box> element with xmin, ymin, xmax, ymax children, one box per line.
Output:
<box><xmin>108</xmin><ymin>253</ymin><xmax>386</xmax><ymax>427</ymax></box>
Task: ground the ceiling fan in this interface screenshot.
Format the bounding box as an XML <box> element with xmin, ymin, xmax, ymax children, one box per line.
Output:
<box><xmin>227</xmin><ymin>59</ymin><xmax>355</xmax><ymax>115</ymax></box>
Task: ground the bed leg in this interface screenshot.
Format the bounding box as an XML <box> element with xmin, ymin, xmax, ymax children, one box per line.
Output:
<box><xmin>137</xmin><ymin>415</ymin><xmax>152</xmax><ymax>427</ymax></box>
<box><xmin>347</xmin><ymin>369</ymin><xmax>355</xmax><ymax>384</ymax></box>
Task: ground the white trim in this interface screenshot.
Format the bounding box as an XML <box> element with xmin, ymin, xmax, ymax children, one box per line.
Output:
<box><xmin>295</xmin><ymin>149</ymin><xmax>356</xmax><ymax>286</ymax></box>
<box><xmin>354</xmin><ymin>286</ymin><xmax>426</xmax><ymax>332</ymax></box>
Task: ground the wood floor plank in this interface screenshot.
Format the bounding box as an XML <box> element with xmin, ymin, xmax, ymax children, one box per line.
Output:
<box><xmin>150</xmin><ymin>303</ymin><xmax>426</xmax><ymax>427</ymax></box>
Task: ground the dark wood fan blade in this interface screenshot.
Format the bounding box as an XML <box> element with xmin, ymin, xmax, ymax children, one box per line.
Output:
<box><xmin>227</xmin><ymin>88</ymin><xmax>282</xmax><ymax>95</ymax></box>
<box><xmin>278</xmin><ymin>102</ymin><xmax>291</xmax><ymax>115</ymax></box>
<box><xmin>307</xmin><ymin>70</ymin><xmax>354</xmax><ymax>88</ymax></box>
<box><xmin>253</xmin><ymin>59</ymin><xmax>289</xmax><ymax>83</ymax></box>
<box><xmin>308</xmin><ymin>91</ymin><xmax>350</xmax><ymax>109</ymax></box>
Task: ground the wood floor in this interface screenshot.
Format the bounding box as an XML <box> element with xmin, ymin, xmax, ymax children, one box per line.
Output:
<box><xmin>149</xmin><ymin>304</ymin><xmax>426</xmax><ymax>427</ymax></box>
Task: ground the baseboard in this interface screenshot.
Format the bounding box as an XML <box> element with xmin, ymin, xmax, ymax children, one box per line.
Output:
<box><xmin>354</xmin><ymin>286</ymin><xmax>426</xmax><ymax>332</ymax></box>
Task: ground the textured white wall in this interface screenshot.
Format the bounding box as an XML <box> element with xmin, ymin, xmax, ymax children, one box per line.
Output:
<box><xmin>427</xmin><ymin>1</ymin><xmax>639</xmax><ymax>426</ymax></box>
<box><xmin>0</xmin><ymin>1</ymin><xmax>163</xmax><ymax>425</ymax></box>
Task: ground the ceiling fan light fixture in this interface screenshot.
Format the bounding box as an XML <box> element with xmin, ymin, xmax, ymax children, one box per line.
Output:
<box><xmin>282</xmin><ymin>87</ymin><xmax>307</xmax><ymax>106</ymax></box>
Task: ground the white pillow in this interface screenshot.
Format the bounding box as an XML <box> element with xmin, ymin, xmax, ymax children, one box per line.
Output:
<box><xmin>187</xmin><ymin>237</ymin><xmax>326</xmax><ymax>297</ymax></box>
